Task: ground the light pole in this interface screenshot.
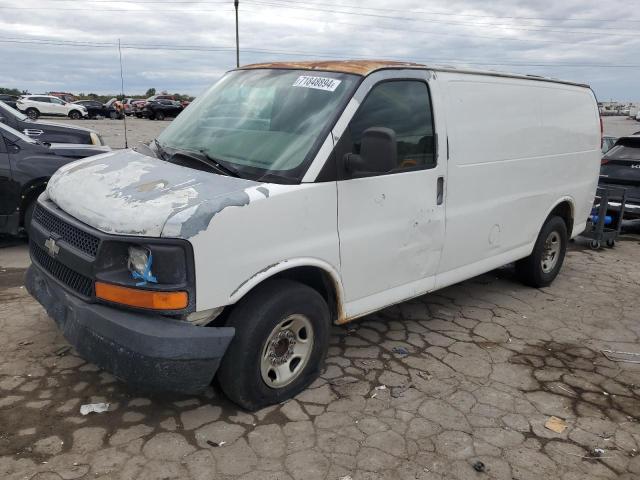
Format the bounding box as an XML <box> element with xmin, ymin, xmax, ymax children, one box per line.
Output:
<box><xmin>234</xmin><ymin>0</ymin><xmax>239</xmax><ymax>68</ymax></box>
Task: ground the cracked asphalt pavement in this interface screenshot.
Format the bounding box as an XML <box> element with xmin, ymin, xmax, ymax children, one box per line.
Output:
<box><xmin>2</xmin><ymin>236</ymin><xmax>640</xmax><ymax>480</ymax></box>
<box><xmin>1</xmin><ymin>116</ymin><xmax>640</xmax><ymax>479</ymax></box>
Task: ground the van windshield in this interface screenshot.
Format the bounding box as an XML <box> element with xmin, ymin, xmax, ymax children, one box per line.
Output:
<box><xmin>157</xmin><ymin>69</ymin><xmax>359</xmax><ymax>182</ymax></box>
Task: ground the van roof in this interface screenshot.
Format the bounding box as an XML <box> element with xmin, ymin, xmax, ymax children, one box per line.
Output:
<box><xmin>240</xmin><ymin>60</ymin><xmax>590</xmax><ymax>88</ymax></box>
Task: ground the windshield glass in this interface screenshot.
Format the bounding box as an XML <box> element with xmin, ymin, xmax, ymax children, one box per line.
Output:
<box><xmin>0</xmin><ymin>119</ymin><xmax>37</xmax><ymax>143</ymax></box>
<box><xmin>157</xmin><ymin>69</ymin><xmax>359</xmax><ymax>182</ymax></box>
<box><xmin>0</xmin><ymin>100</ymin><xmax>28</xmax><ymax>121</ymax></box>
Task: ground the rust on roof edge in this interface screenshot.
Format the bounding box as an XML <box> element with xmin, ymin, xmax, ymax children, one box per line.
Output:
<box><xmin>237</xmin><ymin>59</ymin><xmax>591</xmax><ymax>89</ymax></box>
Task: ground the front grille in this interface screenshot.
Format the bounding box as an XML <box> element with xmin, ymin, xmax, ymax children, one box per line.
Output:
<box><xmin>31</xmin><ymin>242</ymin><xmax>93</xmax><ymax>297</ymax></box>
<box><xmin>33</xmin><ymin>205</ymin><xmax>100</xmax><ymax>257</ymax></box>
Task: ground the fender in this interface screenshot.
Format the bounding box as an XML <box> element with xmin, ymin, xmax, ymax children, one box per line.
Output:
<box><xmin>20</xmin><ymin>177</ymin><xmax>49</xmax><ymax>214</ymax></box>
<box><xmin>228</xmin><ymin>257</ymin><xmax>346</xmax><ymax>321</ymax></box>
<box><xmin>539</xmin><ymin>196</ymin><xmax>576</xmax><ymax>238</ymax></box>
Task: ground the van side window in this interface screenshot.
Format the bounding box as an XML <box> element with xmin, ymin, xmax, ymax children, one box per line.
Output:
<box><xmin>348</xmin><ymin>81</ymin><xmax>435</xmax><ymax>172</ymax></box>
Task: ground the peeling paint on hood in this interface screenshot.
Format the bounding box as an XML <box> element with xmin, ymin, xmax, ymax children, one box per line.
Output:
<box><xmin>46</xmin><ymin>149</ymin><xmax>261</xmax><ymax>238</ymax></box>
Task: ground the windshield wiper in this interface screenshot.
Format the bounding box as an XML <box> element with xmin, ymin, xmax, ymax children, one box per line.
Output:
<box><xmin>198</xmin><ymin>150</ymin><xmax>242</xmax><ymax>178</ymax></box>
<box><xmin>166</xmin><ymin>148</ymin><xmax>241</xmax><ymax>178</ymax></box>
<box><xmin>153</xmin><ymin>139</ymin><xmax>167</xmax><ymax>160</ymax></box>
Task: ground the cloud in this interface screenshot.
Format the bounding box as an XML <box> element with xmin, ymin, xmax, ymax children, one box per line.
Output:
<box><xmin>0</xmin><ymin>0</ymin><xmax>638</xmax><ymax>99</ymax></box>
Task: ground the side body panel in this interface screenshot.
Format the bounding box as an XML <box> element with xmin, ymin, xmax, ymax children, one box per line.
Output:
<box><xmin>190</xmin><ymin>182</ymin><xmax>340</xmax><ymax>312</ymax></box>
<box><xmin>436</xmin><ymin>72</ymin><xmax>600</xmax><ymax>289</ymax></box>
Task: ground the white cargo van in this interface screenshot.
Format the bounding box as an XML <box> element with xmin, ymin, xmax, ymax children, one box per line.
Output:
<box><xmin>26</xmin><ymin>60</ymin><xmax>601</xmax><ymax>410</ymax></box>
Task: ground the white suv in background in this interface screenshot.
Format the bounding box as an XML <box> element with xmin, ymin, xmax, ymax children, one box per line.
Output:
<box><xmin>16</xmin><ymin>95</ymin><xmax>88</xmax><ymax>120</ymax></box>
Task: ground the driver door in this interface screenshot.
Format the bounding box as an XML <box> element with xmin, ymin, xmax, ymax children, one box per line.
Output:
<box><xmin>335</xmin><ymin>71</ymin><xmax>447</xmax><ymax>317</ymax></box>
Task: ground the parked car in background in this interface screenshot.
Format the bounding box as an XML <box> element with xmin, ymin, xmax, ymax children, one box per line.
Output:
<box><xmin>147</xmin><ymin>94</ymin><xmax>175</xmax><ymax>102</ymax></box>
<box><xmin>0</xmin><ymin>94</ymin><xmax>18</xmax><ymax>109</ymax></box>
<box><xmin>0</xmin><ymin>101</ymin><xmax>104</xmax><ymax>145</ymax></box>
<box><xmin>141</xmin><ymin>99</ymin><xmax>183</xmax><ymax>120</ymax></box>
<box><xmin>17</xmin><ymin>95</ymin><xmax>88</xmax><ymax>120</ymax></box>
<box><xmin>24</xmin><ymin>60</ymin><xmax>601</xmax><ymax>410</ymax></box>
<box><xmin>600</xmin><ymin>135</ymin><xmax>640</xmax><ymax>220</ymax></box>
<box><xmin>636</xmin><ymin>111</ymin><xmax>640</xmax><ymax>121</ymax></box>
<box><xmin>104</xmin><ymin>98</ymin><xmax>125</xmax><ymax>119</ymax></box>
<box><xmin>0</xmin><ymin>121</ymin><xmax>109</xmax><ymax>236</ymax></box>
<box><xmin>48</xmin><ymin>92</ymin><xmax>76</xmax><ymax>103</ymax></box>
<box><xmin>73</xmin><ymin>100</ymin><xmax>121</xmax><ymax>119</ymax></box>
<box><xmin>602</xmin><ymin>135</ymin><xmax>617</xmax><ymax>155</ymax></box>
<box><xmin>122</xmin><ymin>98</ymin><xmax>144</xmax><ymax>116</ymax></box>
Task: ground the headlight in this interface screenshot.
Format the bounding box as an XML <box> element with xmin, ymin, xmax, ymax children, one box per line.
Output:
<box><xmin>89</xmin><ymin>132</ymin><xmax>102</xmax><ymax>145</ymax></box>
<box><xmin>127</xmin><ymin>246</ymin><xmax>157</xmax><ymax>285</ymax></box>
<box><xmin>93</xmin><ymin>240</ymin><xmax>194</xmax><ymax>312</ymax></box>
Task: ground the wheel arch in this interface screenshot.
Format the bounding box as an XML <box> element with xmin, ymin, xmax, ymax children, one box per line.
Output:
<box><xmin>544</xmin><ymin>197</ymin><xmax>575</xmax><ymax>237</ymax></box>
<box><xmin>228</xmin><ymin>259</ymin><xmax>345</xmax><ymax>324</ymax></box>
<box><xmin>20</xmin><ymin>178</ymin><xmax>48</xmax><ymax>226</ymax></box>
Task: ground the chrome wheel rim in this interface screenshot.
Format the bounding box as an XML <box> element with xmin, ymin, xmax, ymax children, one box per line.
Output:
<box><xmin>260</xmin><ymin>314</ymin><xmax>314</xmax><ymax>388</ymax></box>
<box><xmin>541</xmin><ymin>231</ymin><xmax>561</xmax><ymax>273</ymax></box>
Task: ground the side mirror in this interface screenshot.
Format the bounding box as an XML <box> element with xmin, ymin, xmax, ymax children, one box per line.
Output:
<box><xmin>344</xmin><ymin>127</ymin><xmax>397</xmax><ymax>177</ymax></box>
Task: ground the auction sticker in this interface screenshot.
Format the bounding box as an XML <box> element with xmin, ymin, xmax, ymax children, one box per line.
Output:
<box><xmin>293</xmin><ymin>76</ymin><xmax>342</xmax><ymax>92</ymax></box>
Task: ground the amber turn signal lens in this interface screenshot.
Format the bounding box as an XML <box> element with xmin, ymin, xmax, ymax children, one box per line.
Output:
<box><xmin>95</xmin><ymin>282</ymin><xmax>188</xmax><ymax>310</ymax></box>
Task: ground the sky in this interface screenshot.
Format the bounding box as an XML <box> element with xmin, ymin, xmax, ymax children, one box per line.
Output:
<box><xmin>0</xmin><ymin>0</ymin><xmax>639</xmax><ymax>100</ymax></box>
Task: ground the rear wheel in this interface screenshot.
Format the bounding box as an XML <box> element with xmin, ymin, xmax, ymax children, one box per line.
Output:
<box><xmin>516</xmin><ymin>216</ymin><xmax>568</xmax><ymax>288</ymax></box>
<box><xmin>155</xmin><ymin>111</ymin><xmax>165</xmax><ymax>121</ymax></box>
<box><xmin>26</xmin><ymin>108</ymin><xmax>39</xmax><ymax>120</ymax></box>
<box><xmin>217</xmin><ymin>279</ymin><xmax>330</xmax><ymax>411</ymax></box>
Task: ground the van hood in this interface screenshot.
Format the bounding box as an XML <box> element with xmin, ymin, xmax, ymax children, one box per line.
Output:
<box><xmin>45</xmin><ymin>149</ymin><xmax>263</xmax><ymax>238</ymax></box>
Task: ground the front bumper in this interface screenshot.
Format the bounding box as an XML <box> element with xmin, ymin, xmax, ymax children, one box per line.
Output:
<box><xmin>26</xmin><ymin>264</ymin><xmax>235</xmax><ymax>394</ymax></box>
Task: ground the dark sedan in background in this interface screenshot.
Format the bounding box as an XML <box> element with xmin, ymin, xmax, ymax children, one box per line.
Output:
<box><xmin>0</xmin><ymin>121</ymin><xmax>110</xmax><ymax>236</ymax></box>
<box><xmin>0</xmin><ymin>101</ymin><xmax>104</xmax><ymax>145</ymax></box>
<box><xmin>73</xmin><ymin>100</ymin><xmax>122</xmax><ymax>119</ymax></box>
<box><xmin>0</xmin><ymin>94</ymin><xmax>18</xmax><ymax>109</ymax></box>
<box><xmin>600</xmin><ymin>135</ymin><xmax>640</xmax><ymax>220</ymax></box>
<box><xmin>139</xmin><ymin>99</ymin><xmax>183</xmax><ymax>120</ymax></box>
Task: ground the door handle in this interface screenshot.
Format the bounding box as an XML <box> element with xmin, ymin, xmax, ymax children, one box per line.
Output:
<box><xmin>436</xmin><ymin>176</ymin><xmax>444</xmax><ymax>205</ymax></box>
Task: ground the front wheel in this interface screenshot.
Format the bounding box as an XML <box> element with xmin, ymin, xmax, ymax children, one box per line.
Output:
<box><xmin>26</xmin><ymin>108</ymin><xmax>39</xmax><ymax>120</ymax></box>
<box><xmin>217</xmin><ymin>279</ymin><xmax>330</xmax><ymax>411</ymax></box>
<box><xmin>516</xmin><ymin>216</ymin><xmax>568</xmax><ymax>288</ymax></box>
<box><xmin>155</xmin><ymin>111</ymin><xmax>165</xmax><ymax>121</ymax></box>
<box><xmin>68</xmin><ymin>110</ymin><xmax>81</xmax><ymax>120</ymax></box>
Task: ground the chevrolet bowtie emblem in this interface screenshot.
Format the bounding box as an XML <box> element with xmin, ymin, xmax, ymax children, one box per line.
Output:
<box><xmin>44</xmin><ymin>237</ymin><xmax>60</xmax><ymax>257</ymax></box>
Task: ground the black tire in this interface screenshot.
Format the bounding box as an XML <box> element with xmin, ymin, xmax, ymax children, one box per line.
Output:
<box><xmin>26</xmin><ymin>108</ymin><xmax>39</xmax><ymax>120</ymax></box>
<box><xmin>515</xmin><ymin>216</ymin><xmax>568</xmax><ymax>288</ymax></box>
<box><xmin>606</xmin><ymin>239</ymin><xmax>616</xmax><ymax>248</ymax></box>
<box><xmin>155</xmin><ymin>111</ymin><xmax>165</xmax><ymax>121</ymax></box>
<box><xmin>217</xmin><ymin>279</ymin><xmax>330</xmax><ymax>411</ymax></box>
<box><xmin>68</xmin><ymin>110</ymin><xmax>81</xmax><ymax>120</ymax></box>
<box><xmin>590</xmin><ymin>240</ymin><xmax>601</xmax><ymax>250</ymax></box>
<box><xmin>23</xmin><ymin>201</ymin><xmax>36</xmax><ymax>236</ymax></box>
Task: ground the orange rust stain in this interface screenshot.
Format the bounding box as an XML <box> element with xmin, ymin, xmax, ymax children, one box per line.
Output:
<box><xmin>240</xmin><ymin>59</ymin><xmax>426</xmax><ymax>76</ymax></box>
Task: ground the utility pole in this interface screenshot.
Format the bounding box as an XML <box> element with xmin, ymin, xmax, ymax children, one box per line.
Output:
<box><xmin>234</xmin><ymin>0</ymin><xmax>239</xmax><ymax>68</ymax></box>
